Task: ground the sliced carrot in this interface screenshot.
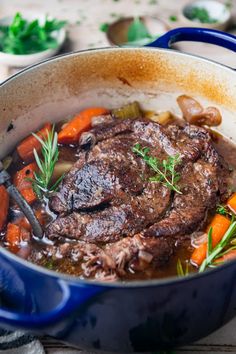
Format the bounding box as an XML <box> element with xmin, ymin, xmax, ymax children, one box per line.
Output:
<box><xmin>0</xmin><ymin>186</ymin><xmax>9</xmax><ymax>231</ymax></box>
<box><xmin>17</xmin><ymin>123</ymin><xmax>51</xmax><ymax>162</ymax></box>
<box><xmin>13</xmin><ymin>163</ymin><xmax>38</xmax><ymax>205</ymax></box>
<box><xmin>227</xmin><ymin>192</ymin><xmax>236</xmax><ymax>214</ymax></box>
<box><xmin>20</xmin><ymin>188</ymin><xmax>38</xmax><ymax>205</ymax></box>
<box><xmin>58</xmin><ymin>107</ymin><xmax>108</xmax><ymax>144</ymax></box>
<box><xmin>191</xmin><ymin>243</ymin><xmax>207</xmax><ymax>267</ymax></box>
<box><xmin>215</xmin><ymin>250</ymin><xmax>236</xmax><ymax>264</ymax></box>
<box><xmin>206</xmin><ymin>214</ymin><xmax>231</xmax><ymax>248</ymax></box>
<box><xmin>191</xmin><ymin>214</ymin><xmax>231</xmax><ymax>266</ymax></box>
<box><xmin>6</xmin><ymin>223</ymin><xmax>30</xmax><ymax>254</ymax></box>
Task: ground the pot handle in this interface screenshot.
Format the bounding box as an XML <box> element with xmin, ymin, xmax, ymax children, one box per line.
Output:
<box><xmin>0</xmin><ymin>280</ymin><xmax>102</xmax><ymax>329</ymax></box>
<box><xmin>147</xmin><ymin>27</ymin><xmax>236</xmax><ymax>53</ymax></box>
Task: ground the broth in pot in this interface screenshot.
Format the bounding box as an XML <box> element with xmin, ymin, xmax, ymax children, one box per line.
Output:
<box><xmin>1</xmin><ymin>96</ymin><xmax>236</xmax><ymax>282</ymax></box>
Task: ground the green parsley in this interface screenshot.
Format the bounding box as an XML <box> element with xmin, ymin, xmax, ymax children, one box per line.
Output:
<box><xmin>184</xmin><ymin>6</ymin><xmax>218</xmax><ymax>24</ymax></box>
<box><xmin>169</xmin><ymin>15</ymin><xmax>178</xmax><ymax>22</ymax></box>
<box><xmin>99</xmin><ymin>23</ymin><xmax>109</xmax><ymax>32</ymax></box>
<box><xmin>0</xmin><ymin>12</ymin><xmax>66</xmax><ymax>55</ymax></box>
<box><xmin>126</xmin><ymin>17</ymin><xmax>158</xmax><ymax>46</ymax></box>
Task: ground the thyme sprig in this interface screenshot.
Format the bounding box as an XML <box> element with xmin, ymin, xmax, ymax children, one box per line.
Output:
<box><xmin>28</xmin><ymin>125</ymin><xmax>63</xmax><ymax>198</ymax></box>
<box><xmin>199</xmin><ymin>221</ymin><xmax>236</xmax><ymax>272</ymax></box>
<box><xmin>132</xmin><ymin>143</ymin><xmax>182</xmax><ymax>194</ymax></box>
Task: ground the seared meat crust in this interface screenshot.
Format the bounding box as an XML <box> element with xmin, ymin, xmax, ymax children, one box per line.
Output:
<box><xmin>45</xmin><ymin>118</ymin><xmax>229</xmax><ymax>279</ymax></box>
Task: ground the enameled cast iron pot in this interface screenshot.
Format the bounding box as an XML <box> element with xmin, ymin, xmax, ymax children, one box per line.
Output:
<box><xmin>0</xmin><ymin>28</ymin><xmax>236</xmax><ymax>352</ymax></box>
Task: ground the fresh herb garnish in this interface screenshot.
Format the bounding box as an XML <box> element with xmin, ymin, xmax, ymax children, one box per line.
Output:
<box><xmin>177</xmin><ymin>259</ymin><xmax>189</xmax><ymax>277</ymax></box>
<box><xmin>199</xmin><ymin>221</ymin><xmax>236</xmax><ymax>272</ymax></box>
<box><xmin>127</xmin><ymin>17</ymin><xmax>150</xmax><ymax>42</ymax></box>
<box><xmin>216</xmin><ymin>204</ymin><xmax>232</xmax><ymax>217</ymax></box>
<box><xmin>0</xmin><ymin>12</ymin><xmax>66</xmax><ymax>55</ymax></box>
<box><xmin>184</xmin><ymin>6</ymin><xmax>218</xmax><ymax>24</ymax></box>
<box><xmin>169</xmin><ymin>15</ymin><xmax>178</xmax><ymax>22</ymax></box>
<box><xmin>125</xmin><ymin>17</ymin><xmax>158</xmax><ymax>46</ymax></box>
<box><xmin>132</xmin><ymin>143</ymin><xmax>182</xmax><ymax>194</ymax></box>
<box><xmin>99</xmin><ymin>23</ymin><xmax>109</xmax><ymax>32</ymax></box>
<box><xmin>28</xmin><ymin>126</ymin><xmax>63</xmax><ymax>199</ymax></box>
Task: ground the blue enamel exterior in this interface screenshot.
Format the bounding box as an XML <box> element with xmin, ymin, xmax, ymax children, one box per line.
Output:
<box><xmin>1</xmin><ymin>247</ymin><xmax>236</xmax><ymax>351</ymax></box>
<box><xmin>147</xmin><ymin>27</ymin><xmax>236</xmax><ymax>53</ymax></box>
<box><xmin>0</xmin><ymin>27</ymin><xmax>236</xmax><ymax>351</ymax></box>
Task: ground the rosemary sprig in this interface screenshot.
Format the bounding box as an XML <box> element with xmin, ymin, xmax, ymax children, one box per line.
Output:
<box><xmin>132</xmin><ymin>143</ymin><xmax>182</xmax><ymax>194</ymax></box>
<box><xmin>28</xmin><ymin>125</ymin><xmax>63</xmax><ymax>198</ymax></box>
<box><xmin>199</xmin><ymin>221</ymin><xmax>236</xmax><ymax>272</ymax></box>
<box><xmin>214</xmin><ymin>246</ymin><xmax>236</xmax><ymax>263</ymax></box>
<box><xmin>176</xmin><ymin>259</ymin><xmax>189</xmax><ymax>277</ymax></box>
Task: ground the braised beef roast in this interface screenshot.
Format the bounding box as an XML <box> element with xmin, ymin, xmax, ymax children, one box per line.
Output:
<box><xmin>44</xmin><ymin>118</ymin><xmax>229</xmax><ymax>280</ymax></box>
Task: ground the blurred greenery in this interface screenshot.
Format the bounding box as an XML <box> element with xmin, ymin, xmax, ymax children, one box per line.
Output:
<box><xmin>0</xmin><ymin>12</ymin><xmax>66</xmax><ymax>54</ymax></box>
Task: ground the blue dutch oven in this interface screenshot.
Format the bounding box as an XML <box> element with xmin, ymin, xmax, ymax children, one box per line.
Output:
<box><xmin>0</xmin><ymin>27</ymin><xmax>236</xmax><ymax>352</ymax></box>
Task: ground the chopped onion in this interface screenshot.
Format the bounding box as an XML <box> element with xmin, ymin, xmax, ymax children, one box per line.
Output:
<box><xmin>177</xmin><ymin>95</ymin><xmax>203</xmax><ymax>122</ymax></box>
<box><xmin>192</xmin><ymin>107</ymin><xmax>222</xmax><ymax>126</ymax></box>
<box><xmin>146</xmin><ymin>111</ymin><xmax>173</xmax><ymax>125</ymax></box>
<box><xmin>177</xmin><ymin>95</ymin><xmax>222</xmax><ymax>127</ymax></box>
<box><xmin>138</xmin><ymin>250</ymin><xmax>153</xmax><ymax>263</ymax></box>
<box><xmin>91</xmin><ymin>114</ymin><xmax>113</xmax><ymax>127</ymax></box>
<box><xmin>191</xmin><ymin>231</ymin><xmax>208</xmax><ymax>248</ymax></box>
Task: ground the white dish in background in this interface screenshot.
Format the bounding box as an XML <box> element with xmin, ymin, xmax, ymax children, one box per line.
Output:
<box><xmin>107</xmin><ymin>16</ymin><xmax>168</xmax><ymax>46</ymax></box>
<box><xmin>0</xmin><ymin>14</ymin><xmax>66</xmax><ymax>67</ymax></box>
<box><xmin>181</xmin><ymin>0</ymin><xmax>231</xmax><ymax>31</ymax></box>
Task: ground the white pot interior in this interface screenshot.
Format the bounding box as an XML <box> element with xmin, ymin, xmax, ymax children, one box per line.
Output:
<box><xmin>0</xmin><ymin>47</ymin><xmax>235</xmax><ymax>158</ymax></box>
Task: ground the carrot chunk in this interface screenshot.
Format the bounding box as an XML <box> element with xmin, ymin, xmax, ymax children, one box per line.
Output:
<box><xmin>58</xmin><ymin>107</ymin><xmax>108</xmax><ymax>144</ymax></box>
<box><xmin>207</xmin><ymin>214</ymin><xmax>231</xmax><ymax>248</ymax></box>
<box><xmin>17</xmin><ymin>123</ymin><xmax>51</xmax><ymax>162</ymax></box>
<box><xmin>13</xmin><ymin>163</ymin><xmax>38</xmax><ymax>204</ymax></box>
<box><xmin>6</xmin><ymin>223</ymin><xmax>30</xmax><ymax>253</ymax></box>
<box><xmin>191</xmin><ymin>243</ymin><xmax>207</xmax><ymax>267</ymax></box>
<box><xmin>0</xmin><ymin>186</ymin><xmax>9</xmax><ymax>231</ymax></box>
<box><xmin>227</xmin><ymin>192</ymin><xmax>236</xmax><ymax>214</ymax></box>
<box><xmin>191</xmin><ymin>214</ymin><xmax>231</xmax><ymax>266</ymax></box>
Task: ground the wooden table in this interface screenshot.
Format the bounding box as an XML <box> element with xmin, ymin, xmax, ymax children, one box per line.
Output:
<box><xmin>0</xmin><ymin>0</ymin><xmax>235</xmax><ymax>353</ymax></box>
<box><xmin>41</xmin><ymin>317</ymin><xmax>236</xmax><ymax>353</ymax></box>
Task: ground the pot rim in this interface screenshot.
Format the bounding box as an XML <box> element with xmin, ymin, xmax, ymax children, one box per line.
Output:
<box><xmin>0</xmin><ymin>45</ymin><xmax>235</xmax><ymax>91</ymax></box>
<box><xmin>0</xmin><ymin>45</ymin><xmax>235</xmax><ymax>288</ymax></box>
